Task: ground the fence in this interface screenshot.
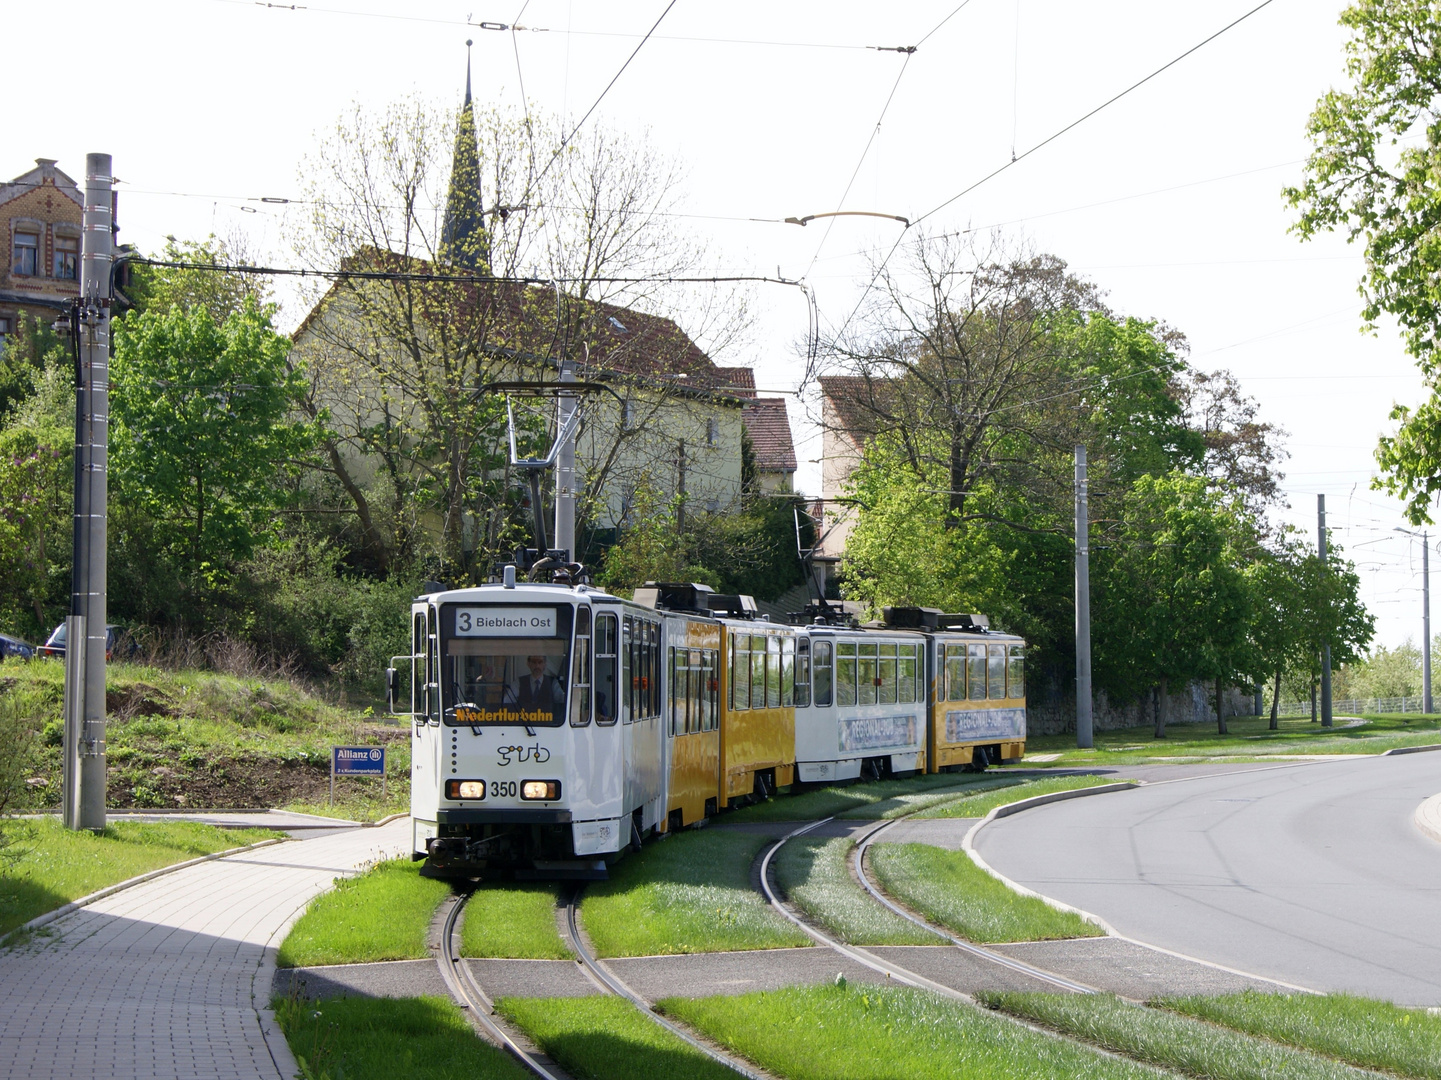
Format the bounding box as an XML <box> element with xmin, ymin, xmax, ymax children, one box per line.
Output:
<box><xmin>1273</xmin><ymin>697</ymin><xmax>1430</xmax><ymax>717</ymax></box>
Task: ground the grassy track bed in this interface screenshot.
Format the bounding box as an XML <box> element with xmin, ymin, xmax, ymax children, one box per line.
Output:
<box><xmin>274</xmin><ymin>994</ymin><xmax>529</xmax><ymax>1080</ymax></box>
<box><xmin>981</xmin><ymin>992</ymin><xmax>1386</xmax><ymax>1080</ymax></box>
<box><xmin>1158</xmin><ymin>990</ymin><xmax>1441</xmax><ymax>1079</ymax></box>
<box><xmin>278</xmin><ymin>857</ymin><xmax>450</xmax><ymax>967</ymax></box>
<box><xmin>869</xmin><ymin>843</ymin><xmax>1101</xmax><ymax>942</ymax></box>
<box><xmin>461</xmin><ymin>881</ymin><xmax>571</xmax><ymax>959</ymax></box>
<box><xmin>774</xmin><ymin>836</ymin><xmax>933</xmax><ymax>944</ymax></box>
<box><xmin>581</xmin><ymin>828</ymin><xmax>808</xmax><ymax>956</ymax></box>
<box><xmin>728</xmin><ymin>772</ymin><xmax>1022</xmax><ymax>823</ymax></box>
<box><xmin>0</xmin><ymin>816</ymin><xmax>281</xmax><ymax>938</ymax></box>
<box><xmin>1026</xmin><ymin>712</ymin><xmax>1441</xmax><ymax>768</ymax></box>
<box><xmin>914</xmin><ymin>775</ymin><xmax>1132</xmax><ymax>819</ymax></box>
<box><xmin>662</xmin><ymin>983</ymin><xmax>1168</xmax><ymax>1079</ymax></box>
<box><xmin>499</xmin><ymin>995</ymin><xmax>740</xmax><ymax>1080</ymax></box>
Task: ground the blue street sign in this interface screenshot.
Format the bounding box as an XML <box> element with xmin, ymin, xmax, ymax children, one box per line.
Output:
<box><xmin>333</xmin><ymin>746</ymin><xmax>386</xmax><ymax>776</ymax></box>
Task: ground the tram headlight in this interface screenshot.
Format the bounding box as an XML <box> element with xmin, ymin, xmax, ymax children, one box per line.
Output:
<box><xmin>445</xmin><ymin>780</ymin><xmax>486</xmax><ymax>800</ymax></box>
<box><xmin>521</xmin><ymin>780</ymin><xmax>560</xmax><ymax>801</ymax></box>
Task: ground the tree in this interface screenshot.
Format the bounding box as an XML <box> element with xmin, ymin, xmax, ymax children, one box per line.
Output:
<box><xmin>1286</xmin><ymin>2</ymin><xmax>1441</xmax><ymax>521</ymax></box>
<box><xmin>1247</xmin><ymin>533</ymin><xmax>1314</xmax><ymax>729</ymax></box>
<box><xmin>1093</xmin><ymin>473</ymin><xmax>1253</xmax><ymax>737</ymax></box>
<box><xmin>123</xmin><ymin>235</ymin><xmax>270</xmax><ymax>323</ymax></box>
<box><xmin>1292</xmin><ymin>540</ymin><xmax>1375</xmax><ymax>720</ymax></box>
<box><xmin>110</xmin><ymin>299</ymin><xmax>316</xmax><ymax>582</ymax></box>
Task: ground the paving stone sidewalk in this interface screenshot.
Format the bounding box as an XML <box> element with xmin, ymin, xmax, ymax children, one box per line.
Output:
<box><xmin>0</xmin><ymin>818</ymin><xmax>410</xmax><ymax>1080</ymax></box>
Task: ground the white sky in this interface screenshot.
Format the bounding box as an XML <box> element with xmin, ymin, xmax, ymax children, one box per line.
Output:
<box><xmin>7</xmin><ymin>0</ymin><xmax>1434</xmax><ymax>650</ymax></box>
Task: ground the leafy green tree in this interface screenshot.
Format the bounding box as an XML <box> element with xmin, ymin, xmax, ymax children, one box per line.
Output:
<box><xmin>1247</xmin><ymin>534</ymin><xmax>1312</xmax><ymax>729</ymax></box>
<box><xmin>1094</xmin><ymin>473</ymin><xmax>1253</xmax><ymax>737</ymax></box>
<box><xmin>1290</xmin><ymin>541</ymin><xmax>1375</xmax><ymax>721</ymax></box>
<box><xmin>123</xmin><ymin>235</ymin><xmax>270</xmax><ymax>323</ymax></box>
<box><xmin>110</xmin><ymin>299</ymin><xmax>316</xmax><ymax>581</ymax></box>
<box><xmin>1286</xmin><ymin>2</ymin><xmax>1441</xmax><ymax>520</ymax></box>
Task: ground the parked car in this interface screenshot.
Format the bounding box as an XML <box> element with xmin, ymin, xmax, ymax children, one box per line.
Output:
<box><xmin>0</xmin><ymin>633</ymin><xmax>35</xmax><ymax>661</ymax></box>
<box><xmin>37</xmin><ymin>623</ymin><xmax>128</xmax><ymax>661</ymax></box>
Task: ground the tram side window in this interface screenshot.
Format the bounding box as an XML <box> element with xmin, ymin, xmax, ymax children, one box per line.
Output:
<box><xmin>836</xmin><ymin>642</ymin><xmax>857</xmax><ymax>707</ymax></box>
<box><xmin>794</xmin><ymin>638</ymin><xmax>811</xmax><ymax>708</ymax></box>
<box><xmin>649</xmin><ymin>623</ymin><xmax>662</xmax><ymax>718</ymax></box>
<box><xmin>968</xmin><ymin>644</ymin><xmax>987</xmax><ymax>701</ymax></box>
<box><xmin>702</xmin><ymin>649</ymin><xmax>718</xmax><ymax>730</ymax></box>
<box><xmin>1008</xmin><ymin>644</ymin><xmax>1025</xmax><ymax>699</ymax></box>
<box><xmin>945</xmin><ymin>644</ymin><xmax>966</xmax><ymax>702</ymax></box>
<box><xmin>878</xmin><ymin>643</ymin><xmax>897</xmax><ymax>705</ymax></box>
<box><xmin>813</xmin><ymin>640</ymin><xmax>834</xmax><ymax>706</ymax></box>
<box><xmin>425</xmin><ymin>606</ymin><xmax>439</xmax><ymax>722</ymax></box>
<box><xmin>898</xmin><ymin>643</ymin><xmax>917</xmax><ymax>704</ymax></box>
<box><xmin>669</xmin><ymin>647</ymin><xmax>685</xmax><ymax>736</ymax></box>
<box><xmin>780</xmin><ymin>637</ymin><xmax>795</xmax><ymax>707</ymax></box>
<box><xmin>571</xmin><ymin>607</ymin><xmax>592</xmax><ymax>726</ymax></box>
<box><xmin>766</xmin><ymin>636</ymin><xmax>782</xmax><ymax>708</ymax></box>
<box><xmin>857</xmin><ymin>642</ymin><xmax>878</xmax><ymax>706</ymax></box>
<box><xmin>988</xmin><ymin>644</ymin><xmax>1007</xmax><ymax>699</ymax></box>
<box><xmin>595</xmin><ymin>614</ymin><xmax>618</xmax><ymax>724</ymax></box>
<box><xmin>730</xmin><ymin>632</ymin><xmax>749</xmax><ymax>711</ymax></box>
<box><xmin>751</xmin><ymin>635</ymin><xmax>767</xmax><ymax>709</ymax></box>
<box><xmin>411</xmin><ymin>613</ymin><xmax>424</xmax><ymax>718</ymax></box>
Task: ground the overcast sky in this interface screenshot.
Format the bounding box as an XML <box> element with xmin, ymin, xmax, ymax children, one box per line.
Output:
<box><xmin>8</xmin><ymin>0</ymin><xmax>1435</xmax><ymax>651</ymax></box>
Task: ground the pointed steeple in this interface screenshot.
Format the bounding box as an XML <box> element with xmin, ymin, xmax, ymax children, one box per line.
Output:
<box><xmin>441</xmin><ymin>39</ymin><xmax>489</xmax><ymax>271</ymax></box>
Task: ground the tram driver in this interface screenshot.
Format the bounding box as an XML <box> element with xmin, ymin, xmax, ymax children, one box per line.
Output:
<box><xmin>515</xmin><ymin>654</ymin><xmax>564</xmax><ymax>722</ymax></box>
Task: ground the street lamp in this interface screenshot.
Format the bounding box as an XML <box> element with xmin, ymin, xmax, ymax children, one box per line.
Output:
<box><xmin>1395</xmin><ymin>526</ymin><xmax>1433</xmax><ymax>715</ymax></box>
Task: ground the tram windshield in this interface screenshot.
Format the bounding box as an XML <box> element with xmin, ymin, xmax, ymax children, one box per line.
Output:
<box><xmin>441</xmin><ymin>604</ymin><xmax>573</xmax><ymax>726</ymax></box>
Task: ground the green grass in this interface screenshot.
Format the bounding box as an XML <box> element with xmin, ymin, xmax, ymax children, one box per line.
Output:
<box><xmin>277</xmin><ymin>858</ymin><xmax>451</xmax><ymax>967</ymax></box>
<box><xmin>499</xmin><ymin>996</ymin><xmax>740</xmax><ymax>1080</ymax></box>
<box><xmin>581</xmin><ymin>828</ymin><xmax>809</xmax><ymax>956</ymax></box>
<box><xmin>980</xmin><ymin>992</ymin><xmax>1384</xmax><ymax>1080</ymax></box>
<box><xmin>461</xmin><ymin>882</ymin><xmax>571</xmax><ymax>959</ymax></box>
<box><xmin>1158</xmin><ymin>990</ymin><xmax>1441</xmax><ymax>1079</ymax></box>
<box><xmin>662</xmin><ymin>983</ymin><xmax>1168</xmax><ymax>1079</ymax></box>
<box><xmin>869</xmin><ymin>843</ymin><xmax>1101</xmax><ymax>942</ymax></box>
<box><xmin>728</xmin><ymin>772</ymin><xmax>1027</xmax><ymax>823</ymax></box>
<box><xmin>915</xmin><ymin>775</ymin><xmax>1133</xmax><ymax>818</ymax></box>
<box><xmin>1026</xmin><ymin>711</ymin><xmax>1441</xmax><ymax>768</ymax></box>
<box><xmin>4</xmin><ymin>659</ymin><xmax>407</xmax><ymax>818</ymax></box>
<box><xmin>0</xmin><ymin>815</ymin><xmax>282</xmax><ymax>938</ymax></box>
<box><xmin>774</xmin><ymin>836</ymin><xmax>934</xmax><ymax>944</ymax></box>
<box><xmin>274</xmin><ymin>994</ymin><xmax>529</xmax><ymax>1080</ymax></box>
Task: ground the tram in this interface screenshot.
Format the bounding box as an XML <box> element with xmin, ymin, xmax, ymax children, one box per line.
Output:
<box><xmin>392</xmin><ymin>576</ymin><xmax>1025</xmax><ymax>880</ymax></box>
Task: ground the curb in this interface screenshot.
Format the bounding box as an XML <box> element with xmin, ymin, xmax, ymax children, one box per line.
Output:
<box><xmin>1415</xmin><ymin>793</ymin><xmax>1441</xmax><ymax>845</ymax></box>
<box><xmin>9</xmin><ymin>835</ymin><xmax>289</xmax><ymax>940</ymax></box>
<box><xmin>1385</xmin><ymin>743</ymin><xmax>1441</xmax><ymax>756</ymax></box>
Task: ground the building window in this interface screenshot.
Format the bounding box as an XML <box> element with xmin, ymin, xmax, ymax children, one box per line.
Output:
<box><xmin>54</xmin><ymin>235</ymin><xmax>78</xmax><ymax>280</ymax></box>
<box><xmin>12</xmin><ymin>231</ymin><xmax>39</xmax><ymax>276</ymax></box>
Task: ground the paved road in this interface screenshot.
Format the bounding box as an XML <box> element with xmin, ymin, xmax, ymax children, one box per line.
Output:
<box><xmin>975</xmin><ymin>754</ymin><xmax>1441</xmax><ymax>1005</ymax></box>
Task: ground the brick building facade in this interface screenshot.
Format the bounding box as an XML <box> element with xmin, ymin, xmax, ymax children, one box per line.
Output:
<box><xmin>0</xmin><ymin>158</ymin><xmax>84</xmax><ymax>344</ymax></box>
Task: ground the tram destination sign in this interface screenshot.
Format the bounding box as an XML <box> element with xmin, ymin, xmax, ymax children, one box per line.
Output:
<box><xmin>453</xmin><ymin>606</ymin><xmax>557</xmax><ymax>637</ymax></box>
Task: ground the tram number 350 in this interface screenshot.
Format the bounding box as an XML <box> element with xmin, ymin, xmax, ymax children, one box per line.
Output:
<box><xmin>492</xmin><ymin>780</ymin><xmax>518</xmax><ymax>798</ymax></box>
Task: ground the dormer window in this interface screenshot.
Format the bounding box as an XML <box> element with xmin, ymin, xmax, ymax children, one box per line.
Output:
<box><xmin>54</xmin><ymin>235</ymin><xmax>78</xmax><ymax>280</ymax></box>
<box><xmin>12</xmin><ymin>230</ymin><xmax>38</xmax><ymax>276</ymax></box>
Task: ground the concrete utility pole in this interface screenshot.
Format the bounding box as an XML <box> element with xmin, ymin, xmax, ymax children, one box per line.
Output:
<box><xmin>64</xmin><ymin>153</ymin><xmax>112</xmax><ymax>831</ymax></box>
<box><xmin>1319</xmin><ymin>494</ymin><xmax>1332</xmax><ymax>728</ymax></box>
<box><xmin>553</xmin><ymin>358</ymin><xmax>577</xmax><ymax>561</ymax></box>
<box><xmin>1074</xmin><ymin>445</ymin><xmax>1093</xmax><ymax>748</ymax></box>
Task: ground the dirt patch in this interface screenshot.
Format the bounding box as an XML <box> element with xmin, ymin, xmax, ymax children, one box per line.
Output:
<box><xmin>105</xmin><ymin>683</ymin><xmax>177</xmax><ymax>719</ymax></box>
<box><xmin>108</xmin><ymin>756</ymin><xmax>343</xmax><ymax>809</ymax></box>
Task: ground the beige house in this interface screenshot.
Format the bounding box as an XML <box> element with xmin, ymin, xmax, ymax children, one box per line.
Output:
<box><xmin>0</xmin><ymin>159</ymin><xmax>84</xmax><ymax>342</ymax></box>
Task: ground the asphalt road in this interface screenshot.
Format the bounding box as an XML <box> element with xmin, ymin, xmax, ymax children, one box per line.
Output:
<box><xmin>975</xmin><ymin>753</ymin><xmax>1441</xmax><ymax>1005</ymax></box>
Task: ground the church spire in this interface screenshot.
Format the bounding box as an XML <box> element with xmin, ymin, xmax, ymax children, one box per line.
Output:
<box><xmin>441</xmin><ymin>39</ymin><xmax>488</xmax><ymax>271</ymax></box>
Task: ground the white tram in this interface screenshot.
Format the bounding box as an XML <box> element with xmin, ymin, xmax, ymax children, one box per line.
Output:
<box><xmin>393</xmin><ymin>577</ymin><xmax>1026</xmax><ymax>880</ymax></box>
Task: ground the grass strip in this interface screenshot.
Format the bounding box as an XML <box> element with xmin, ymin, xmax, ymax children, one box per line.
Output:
<box><xmin>499</xmin><ymin>995</ymin><xmax>740</xmax><ymax>1080</ymax></box>
<box><xmin>662</xmin><ymin>983</ymin><xmax>1168</xmax><ymax>1079</ymax></box>
<box><xmin>0</xmin><ymin>816</ymin><xmax>282</xmax><ymax>938</ymax></box>
<box><xmin>869</xmin><ymin>843</ymin><xmax>1100</xmax><ymax>942</ymax></box>
<box><xmin>277</xmin><ymin>857</ymin><xmax>450</xmax><ymax>967</ymax></box>
<box><xmin>274</xmin><ymin>993</ymin><xmax>529</xmax><ymax>1080</ymax></box>
<box><xmin>836</xmin><ymin>778</ymin><xmax>1025</xmax><ymax>819</ymax></box>
<box><xmin>914</xmin><ymin>775</ymin><xmax>1129</xmax><ymax>818</ymax></box>
<box><xmin>1158</xmin><ymin>990</ymin><xmax>1441</xmax><ymax>1079</ymax></box>
<box><xmin>461</xmin><ymin>882</ymin><xmax>571</xmax><ymax>959</ymax></box>
<box><xmin>581</xmin><ymin>828</ymin><xmax>808</xmax><ymax>956</ymax></box>
<box><xmin>980</xmin><ymin>992</ymin><xmax>1387</xmax><ymax>1080</ymax></box>
<box><xmin>727</xmin><ymin>772</ymin><xmax>1020</xmax><ymax>823</ymax></box>
<box><xmin>774</xmin><ymin>836</ymin><xmax>933</xmax><ymax>945</ymax></box>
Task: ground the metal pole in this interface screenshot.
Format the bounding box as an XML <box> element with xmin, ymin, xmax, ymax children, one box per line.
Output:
<box><xmin>60</xmin><ymin>615</ymin><xmax>85</xmax><ymax>829</ymax></box>
<box><xmin>554</xmin><ymin>358</ymin><xmax>576</xmax><ymax>562</ymax></box>
<box><xmin>1425</xmin><ymin>532</ymin><xmax>1432</xmax><ymax>714</ymax></box>
<box><xmin>74</xmin><ymin>153</ymin><xmax>112</xmax><ymax>830</ymax></box>
<box><xmin>1074</xmin><ymin>445</ymin><xmax>1093</xmax><ymax>748</ymax></box>
<box><xmin>676</xmin><ymin>439</ymin><xmax>686</xmax><ymax>535</ymax></box>
<box><xmin>1319</xmin><ymin>494</ymin><xmax>1332</xmax><ymax>728</ymax></box>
